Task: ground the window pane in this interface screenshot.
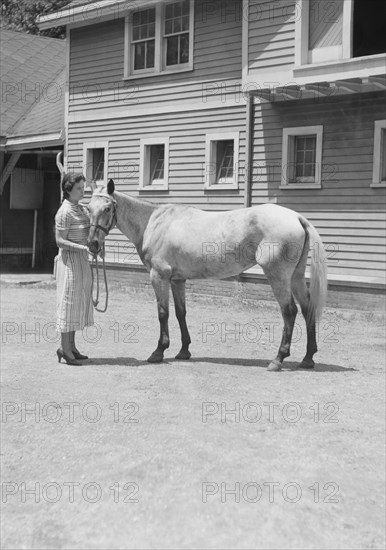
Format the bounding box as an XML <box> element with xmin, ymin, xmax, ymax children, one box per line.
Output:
<box><xmin>174</xmin><ymin>2</ymin><xmax>182</xmax><ymax>17</ymax></box>
<box><xmin>174</xmin><ymin>18</ymin><xmax>181</xmax><ymax>33</ymax></box>
<box><xmin>304</xmin><ymin>163</ymin><xmax>315</xmax><ymax>177</ymax></box>
<box><xmin>166</xmin><ymin>36</ymin><xmax>179</xmax><ymax>65</ymax></box>
<box><xmin>134</xmin><ymin>43</ymin><xmax>145</xmax><ymax>70</ymax></box>
<box><xmin>150</xmin><ymin>145</ymin><xmax>165</xmax><ymax>183</ymax></box>
<box><xmin>165</xmin><ymin>4</ymin><xmax>173</xmax><ymax>18</ymax></box>
<box><xmin>165</xmin><ymin>20</ymin><xmax>173</xmax><ymax>34</ymax></box>
<box><xmin>180</xmin><ymin>33</ymin><xmax>189</xmax><ymax>63</ymax></box>
<box><xmin>305</xmin><ymin>149</ymin><xmax>315</xmax><ymax>164</ymax></box>
<box><xmin>140</xmin><ymin>10</ymin><xmax>148</xmax><ymax>24</ymax></box>
<box><xmin>216</xmin><ymin>140</ymin><xmax>234</xmax><ymax>181</ymax></box>
<box><xmin>132</xmin><ymin>26</ymin><xmax>140</xmax><ymax>41</ymax></box>
<box><xmin>294</xmin><ymin>135</ymin><xmax>316</xmax><ymax>182</ymax></box>
<box><xmin>92</xmin><ymin>149</ymin><xmax>105</xmax><ymax>181</ymax></box>
<box><xmin>147</xmin><ymin>40</ymin><xmax>155</xmax><ymax>68</ymax></box>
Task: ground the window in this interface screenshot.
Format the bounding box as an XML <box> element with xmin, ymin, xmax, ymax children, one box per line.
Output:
<box><xmin>281</xmin><ymin>126</ymin><xmax>323</xmax><ymax>188</ymax></box>
<box><xmin>205</xmin><ymin>133</ymin><xmax>239</xmax><ymax>189</ymax></box>
<box><xmin>139</xmin><ymin>137</ymin><xmax>169</xmax><ymax>190</ymax></box>
<box><xmin>164</xmin><ymin>0</ymin><xmax>190</xmax><ymax>66</ymax></box>
<box><xmin>83</xmin><ymin>142</ymin><xmax>108</xmax><ymax>185</ymax></box>
<box><xmin>295</xmin><ymin>0</ymin><xmax>386</xmax><ymax>65</ymax></box>
<box><xmin>125</xmin><ymin>0</ymin><xmax>193</xmax><ymax>77</ymax></box>
<box><xmin>132</xmin><ymin>8</ymin><xmax>155</xmax><ymax>71</ymax></box>
<box><xmin>372</xmin><ymin>120</ymin><xmax>386</xmax><ymax>187</ymax></box>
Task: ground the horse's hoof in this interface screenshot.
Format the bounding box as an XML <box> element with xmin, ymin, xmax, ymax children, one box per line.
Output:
<box><xmin>175</xmin><ymin>350</ymin><xmax>191</xmax><ymax>360</ymax></box>
<box><xmin>147</xmin><ymin>352</ymin><xmax>164</xmax><ymax>363</ymax></box>
<box><xmin>267</xmin><ymin>360</ymin><xmax>282</xmax><ymax>372</ymax></box>
<box><xmin>297</xmin><ymin>359</ymin><xmax>315</xmax><ymax>369</ymax></box>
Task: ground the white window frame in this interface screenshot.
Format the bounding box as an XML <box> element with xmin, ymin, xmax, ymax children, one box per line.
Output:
<box><xmin>295</xmin><ymin>0</ymin><xmax>354</xmax><ymax>65</ymax></box>
<box><xmin>204</xmin><ymin>132</ymin><xmax>240</xmax><ymax>190</ymax></box>
<box><xmin>83</xmin><ymin>141</ymin><xmax>109</xmax><ymax>186</ymax></box>
<box><xmin>139</xmin><ymin>137</ymin><xmax>169</xmax><ymax>191</ymax></box>
<box><xmin>124</xmin><ymin>0</ymin><xmax>194</xmax><ymax>79</ymax></box>
<box><xmin>372</xmin><ymin>120</ymin><xmax>386</xmax><ymax>187</ymax></box>
<box><xmin>281</xmin><ymin>126</ymin><xmax>323</xmax><ymax>189</ymax></box>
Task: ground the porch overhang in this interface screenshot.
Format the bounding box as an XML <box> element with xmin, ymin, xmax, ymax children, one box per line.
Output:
<box><xmin>1</xmin><ymin>132</ymin><xmax>64</xmax><ymax>152</ymax></box>
<box><xmin>249</xmin><ymin>74</ymin><xmax>386</xmax><ymax>102</ymax></box>
<box><xmin>38</xmin><ymin>0</ymin><xmax>169</xmax><ymax>29</ymax></box>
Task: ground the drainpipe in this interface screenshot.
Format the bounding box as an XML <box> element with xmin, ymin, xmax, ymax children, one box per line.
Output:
<box><xmin>243</xmin><ymin>92</ymin><xmax>254</xmax><ymax>208</ymax></box>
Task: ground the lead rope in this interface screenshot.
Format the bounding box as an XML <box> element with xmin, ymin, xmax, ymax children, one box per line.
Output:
<box><xmin>91</xmin><ymin>244</ymin><xmax>109</xmax><ymax>313</ymax></box>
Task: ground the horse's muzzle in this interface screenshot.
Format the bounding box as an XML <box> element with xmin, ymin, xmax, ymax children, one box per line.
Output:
<box><xmin>87</xmin><ymin>240</ymin><xmax>100</xmax><ymax>255</ymax></box>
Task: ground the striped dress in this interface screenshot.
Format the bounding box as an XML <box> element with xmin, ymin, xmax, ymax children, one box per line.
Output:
<box><xmin>55</xmin><ymin>199</ymin><xmax>94</xmax><ymax>332</ymax></box>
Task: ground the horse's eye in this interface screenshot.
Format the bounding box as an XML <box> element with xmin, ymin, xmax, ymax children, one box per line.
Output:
<box><xmin>105</xmin><ymin>207</ymin><xmax>110</xmax><ymax>213</ymax></box>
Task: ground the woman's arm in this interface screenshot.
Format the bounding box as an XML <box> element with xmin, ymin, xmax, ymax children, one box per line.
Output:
<box><xmin>55</xmin><ymin>227</ymin><xmax>88</xmax><ymax>253</ymax></box>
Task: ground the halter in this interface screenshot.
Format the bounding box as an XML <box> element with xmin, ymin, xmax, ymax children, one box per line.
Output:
<box><xmin>89</xmin><ymin>193</ymin><xmax>117</xmax><ymax>313</ymax></box>
<box><xmin>89</xmin><ymin>193</ymin><xmax>117</xmax><ymax>236</ymax></box>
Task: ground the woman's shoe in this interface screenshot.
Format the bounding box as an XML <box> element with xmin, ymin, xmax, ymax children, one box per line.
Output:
<box><xmin>56</xmin><ymin>348</ymin><xmax>81</xmax><ymax>365</ymax></box>
<box><xmin>72</xmin><ymin>350</ymin><xmax>88</xmax><ymax>360</ymax></box>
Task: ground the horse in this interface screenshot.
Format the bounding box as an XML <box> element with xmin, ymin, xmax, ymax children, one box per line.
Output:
<box><xmin>86</xmin><ymin>179</ymin><xmax>327</xmax><ymax>372</ymax></box>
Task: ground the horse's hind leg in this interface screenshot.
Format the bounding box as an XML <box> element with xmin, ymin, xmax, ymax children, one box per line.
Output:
<box><xmin>148</xmin><ymin>268</ymin><xmax>170</xmax><ymax>363</ymax></box>
<box><xmin>171</xmin><ymin>280</ymin><xmax>191</xmax><ymax>360</ymax></box>
<box><xmin>263</xmin><ymin>269</ymin><xmax>298</xmax><ymax>372</ymax></box>
<box><xmin>291</xmin><ymin>277</ymin><xmax>317</xmax><ymax>369</ymax></box>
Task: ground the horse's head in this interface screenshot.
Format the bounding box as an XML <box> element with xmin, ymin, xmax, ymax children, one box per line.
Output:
<box><xmin>87</xmin><ymin>179</ymin><xmax>117</xmax><ymax>255</ymax></box>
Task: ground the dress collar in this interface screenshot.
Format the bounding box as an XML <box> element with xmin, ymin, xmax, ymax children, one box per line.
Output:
<box><xmin>63</xmin><ymin>199</ymin><xmax>81</xmax><ymax>210</ymax></box>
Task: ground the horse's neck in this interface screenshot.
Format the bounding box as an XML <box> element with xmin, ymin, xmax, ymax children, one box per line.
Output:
<box><xmin>114</xmin><ymin>192</ymin><xmax>155</xmax><ymax>246</ymax></box>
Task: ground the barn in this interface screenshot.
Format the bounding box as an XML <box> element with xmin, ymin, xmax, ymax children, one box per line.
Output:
<box><xmin>38</xmin><ymin>0</ymin><xmax>386</xmax><ymax>299</ymax></box>
<box><xmin>0</xmin><ymin>30</ymin><xmax>66</xmax><ymax>271</ymax></box>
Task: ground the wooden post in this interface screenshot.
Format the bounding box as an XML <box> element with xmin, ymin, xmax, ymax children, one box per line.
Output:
<box><xmin>32</xmin><ymin>209</ymin><xmax>38</xmax><ymax>268</ymax></box>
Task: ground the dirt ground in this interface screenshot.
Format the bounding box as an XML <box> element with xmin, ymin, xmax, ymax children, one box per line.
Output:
<box><xmin>1</xmin><ymin>280</ymin><xmax>385</xmax><ymax>550</ymax></box>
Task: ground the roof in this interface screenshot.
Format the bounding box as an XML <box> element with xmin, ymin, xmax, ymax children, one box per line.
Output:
<box><xmin>0</xmin><ymin>29</ymin><xmax>66</xmax><ymax>146</ymax></box>
<box><xmin>38</xmin><ymin>0</ymin><xmax>166</xmax><ymax>29</ymax></box>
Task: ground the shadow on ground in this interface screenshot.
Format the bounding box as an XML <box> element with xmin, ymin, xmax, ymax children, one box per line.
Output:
<box><xmin>83</xmin><ymin>356</ymin><xmax>355</xmax><ymax>372</ymax></box>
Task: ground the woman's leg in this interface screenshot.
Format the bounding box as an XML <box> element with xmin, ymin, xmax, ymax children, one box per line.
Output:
<box><xmin>61</xmin><ymin>332</ymin><xmax>75</xmax><ymax>358</ymax></box>
<box><xmin>69</xmin><ymin>331</ymin><xmax>77</xmax><ymax>353</ymax></box>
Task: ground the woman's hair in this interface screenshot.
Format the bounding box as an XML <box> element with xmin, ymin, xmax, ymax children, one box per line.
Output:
<box><xmin>62</xmin><ymin>173</ymin><xmax>85</xmax><ymax>202</ymax></box>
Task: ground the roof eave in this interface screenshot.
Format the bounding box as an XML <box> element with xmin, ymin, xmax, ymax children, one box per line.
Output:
<box><xmin>3</xmin><ymin>132</ymin><xmax>65</xmax><ymax>151</ymax></box>
<box><xmin>37</xmin><ymin>0</ymin><xmax>167</xmax><ymax>29</ymax></box>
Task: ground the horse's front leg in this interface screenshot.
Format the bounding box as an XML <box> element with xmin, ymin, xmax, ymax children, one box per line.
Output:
<box><xmin>171</xmin><ymin>279</ymin><xmax>191</xmax><ymax>360</ymax></box>
<box><xmin>148</xmin><ymin>269</ymin><xmax>170</xmax><ymax>363</ymax></box>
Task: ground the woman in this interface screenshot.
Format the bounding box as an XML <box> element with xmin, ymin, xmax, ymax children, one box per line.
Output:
<box><xmin>55</xmin><ymin>154</ymin><xmax>93</xmax><ymax>365</ymax></box>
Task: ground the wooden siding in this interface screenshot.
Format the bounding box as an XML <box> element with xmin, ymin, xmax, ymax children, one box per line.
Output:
<box><xmin>251</xmin><ymin>92</ymin><xmax>386</xmax><ymax>280</ymax></box>
<box><xmin>247</xmin><ymin>0</ymin><xmax>295</xmax><ymax>72</ymax></box>
<box><xmin>69</xmin><ymin>0</ymin><xmax>243</xmax><ymax>113</ymax></box>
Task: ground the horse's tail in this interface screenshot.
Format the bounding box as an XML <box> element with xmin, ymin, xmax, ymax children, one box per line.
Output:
<box><xmin>298</xmin><ymin>216</ymin><xmax>328</xmax><ymax>323</ymax></box>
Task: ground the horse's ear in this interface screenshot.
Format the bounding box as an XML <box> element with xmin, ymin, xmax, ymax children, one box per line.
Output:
<box><xmin>56</xmin><ymin>152</ymin><xmax>65</xmax><ymax>184</ymax></box>
<box><xmin>107</xmin><ymin>179</ymin><xmax>115</xmax><ymax>195</ymax></box>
